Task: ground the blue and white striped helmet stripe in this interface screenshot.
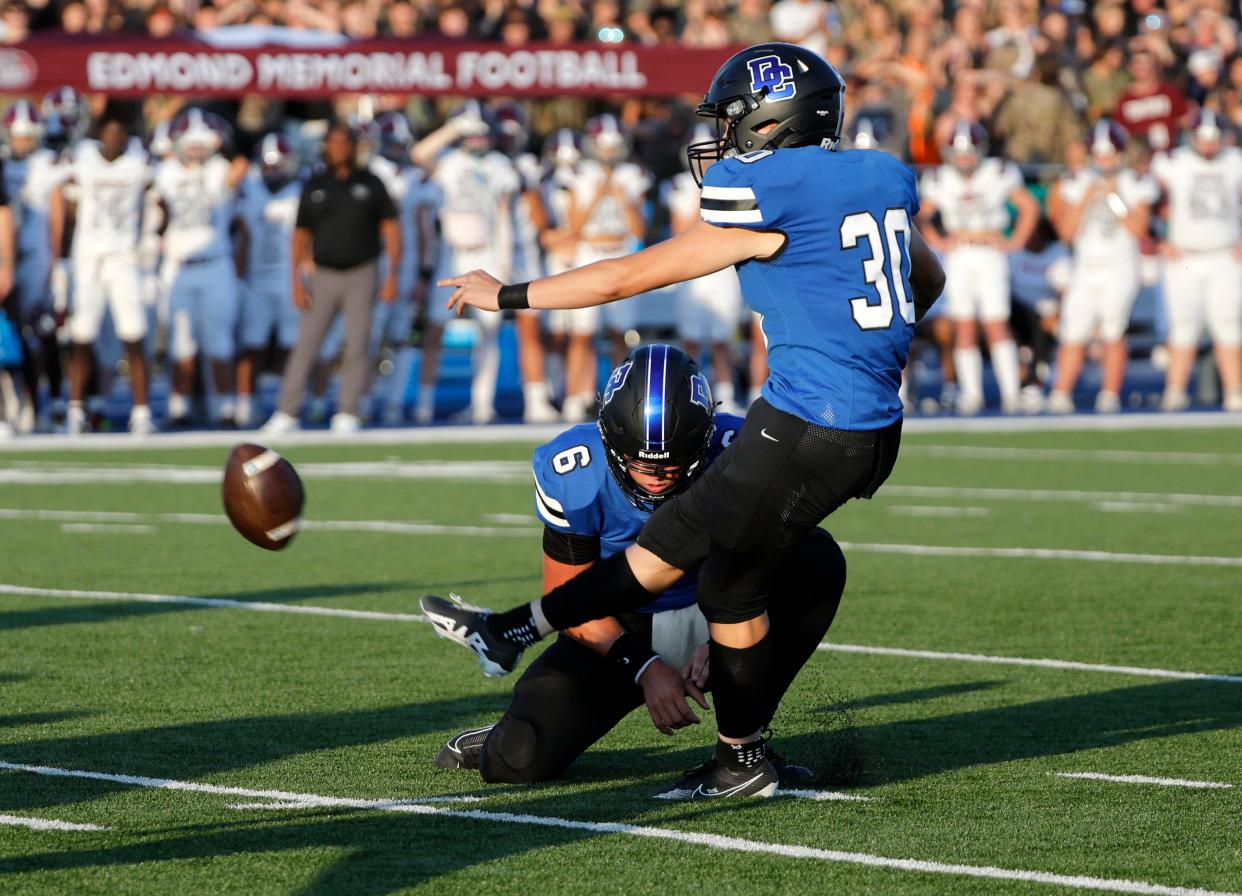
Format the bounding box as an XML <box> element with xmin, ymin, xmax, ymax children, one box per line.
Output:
<box><xmin>643</xmin><ymin>345</ymin><xmax>668</xmax><ymax>451</ymax></box>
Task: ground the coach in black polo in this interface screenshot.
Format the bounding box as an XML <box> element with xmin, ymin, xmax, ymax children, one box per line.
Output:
<box><xmin>269</xmin><ymin>120</ymin><xmax>400</xmax><ymax>433</ymax></box>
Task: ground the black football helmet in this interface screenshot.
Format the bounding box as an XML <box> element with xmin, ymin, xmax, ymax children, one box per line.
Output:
<box><xmin>687</xmin><ymin>42</ymin><xmax>846</xmax><ymax>185</ymax></box>
<box><xmin>598</xmin><ymin>344</ymin><xmax>716</xmax><ymax>512</ymax></box>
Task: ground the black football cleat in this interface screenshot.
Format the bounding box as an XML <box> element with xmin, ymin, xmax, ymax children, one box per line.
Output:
<box><xmin>653</xmin><ymin>757</ymin><xmax>778</xmax><ymax>801</ymax></box>
<box><xmin>763</xmin><ymin>730</ymin><xmax>815</xmax><ymax>787</ymax></box>
<box><xmin>420</xmin><ymin>594</ymin><xmax>523</xmax><ymax>677</ymax></box>
<box><xmin>434</xmin><ymin>723</ymin><xmax>496</xmax><ymax>770</ymax></box>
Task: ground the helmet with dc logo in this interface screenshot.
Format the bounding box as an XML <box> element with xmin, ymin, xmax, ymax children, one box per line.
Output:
<box><xmin>598</xmin><ymin>344</ymin><xmax>716</xmax><ymax>512</ymax></box>
<box><xmin>687</xmin><ymin>42</ymin><xmax>846</xmax><ymax>185</ymax></box>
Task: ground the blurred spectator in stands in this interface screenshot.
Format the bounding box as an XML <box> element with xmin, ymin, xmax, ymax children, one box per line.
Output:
<box><xmin>769</xmin><ymin>0</ymin><xmax>835</xmax><ymax>58</ymax></box>
<box><xmin>384</xmin><ymin>1</ymin><xmax>420</xmax><ymax>39</ymax></box>
<box><xmin>994</xmin><ymin>53</ymin><xmax>1085</xmax><ymax>166</ymax></box>
<box><xmin>146</xmin><ymin>4</ymin><xmax>179</xmax><ymax>38</ymax></box>
<box><xmin>731</xmin><ymin>0</ymin><xmax>774</xmax><ymax>45</ymax></box>
<box><xmin>1115</xmin><ymin>49</ymin><xmax>1189</xmax><ymax>151</ymax></box>
<box><xmin>1084</xmin><ymin>41</ymin><xmax>1131</xmax><ymax>123</ymax></box>
<box><xmin>436</xmin><ymin>5</ymin><xmax>470</xmax><ymax>39</ymax></box>
<box><xmin>59</xmin><ymin>0</ymin><xmax>88</xmax><ymax>33</ymax></box>
<box><xmin>589</xmin><ymin>0</ymin><xmax>626</xmax><ymax>43</ymax></box>
<box><xmin>984</xmin><ymin>0</ymin><xmax>1037</xmax><ymax>79</ymax></box>
<box><xmin>681</xmin><ymin>0</ymin><xmax>732</xmax><ymax>48</ymax></box>
<box><xmin>342</xmin><ymin>0</ymin><xmax>378</xmax><ymax>40</ymax></box>
<box><xmin>0</xmin><ymin>2</ymin><xmax>31</xmax><ymax>44</ymax></box>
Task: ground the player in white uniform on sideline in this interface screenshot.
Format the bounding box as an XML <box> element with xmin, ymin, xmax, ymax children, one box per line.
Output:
<box><xmin>664</xmin><ymin>123</ymin><xmax>745</xmax><ymax>414</ymax></box>
<box><xmin>2</xmin><ymin>100</ymin><xmax>73</xmax><ymax>432</ymax></box>
<box><xmin>365</xmin><ymin>111</ymin><xmax>439</xmax><ymax>425</ymax></box>
<box><xmin>919</xmin><ymin>121</ymin><xmax>1038</xmax><ymax>414</ymax></box>
<box><xmin>235</xmin><ymin>132</ymin><xmax>302</xmax><ymax>428</ymax></box>
<box><xmin>540</xmin><ymin>128</ymin><xmax>588</xmax><ymax>417</ymax></box>
<box><xmin>568</xmin><ymin>114</ymin><xmax>649</xmax><ymax>395</ymax></box>
<box><xmin>1151</xmin><ymin>110</ymin><xmax>1242</xmax><ymax>412</ymax></box>
<box><xmin>411</xmin><ymin>101</ymin><xmax>517</xmax><ymax>424</ymax></box>
<box><xmin>1049</xmin><ymin>120</ymin><xmax>1158</xmax><ymax>414</ymax></box>
<box><xmin>49</xmin><ymin>112</ymin><xmax>155</xmax><ymax>435</ymax></box>
<box><xmin>499</xmin><ymin>101</ymin><xmax>560</xmax><ymax>424</ymax></box>
<box><xmin>155</xmin><ymin>109</ymin><xmax>248</xmax><ymax>427</ymax></box>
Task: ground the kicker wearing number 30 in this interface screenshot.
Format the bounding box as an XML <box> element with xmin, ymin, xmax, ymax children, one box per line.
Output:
<box><xmin>424</xmin><ymin>41</ymin><xmax>946</xmax><ymax>802</ymax></box>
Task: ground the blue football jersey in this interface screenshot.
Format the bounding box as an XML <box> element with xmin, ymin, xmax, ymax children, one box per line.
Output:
<box><xmin>531</xmin><ymin>413</ymin><xmax>744</xmax><ymax>614</ymax></box>
<box><xmin>700</xmin><ymin>146</ymin><xmax>921</xmax><ymax>430</ymax></box>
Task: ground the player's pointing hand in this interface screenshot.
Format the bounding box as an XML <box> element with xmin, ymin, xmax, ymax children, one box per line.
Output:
<box><xmin>440</xmin><ymin>269</ymin><xmax>502</xmax><ymax>315</ymax></box>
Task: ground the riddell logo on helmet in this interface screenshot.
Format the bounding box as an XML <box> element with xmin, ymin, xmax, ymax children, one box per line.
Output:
<box><xmin>637</xmin><ymin>450</ymin><xmax>672</xmax><ymax>460</ymax></box>
<box><xmin>0</xmin><ymin>50</ymin><xmax>36</xmax><ymax>91</ymax></box>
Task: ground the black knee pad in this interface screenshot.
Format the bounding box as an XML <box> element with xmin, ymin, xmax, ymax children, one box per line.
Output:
<box><xmin>793</xmin><ymin>528</ymin><xmax>847</xmax><ymax>600</ymax></box>
<box><xmin>696</xmin><ymin>548</ymin><xmax>773</xmax><ymax>625</ymax></box>
<box><xmin>479</xmin><ymin>716</ymin><xmax>541</xmax><ymax>784</ymax></box>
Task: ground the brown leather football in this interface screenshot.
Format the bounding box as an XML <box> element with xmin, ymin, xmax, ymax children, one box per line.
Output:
<box><xmin>222</xmin><ymin>443</ymin><xmax>305</xmax><ymax>551</ymax></box>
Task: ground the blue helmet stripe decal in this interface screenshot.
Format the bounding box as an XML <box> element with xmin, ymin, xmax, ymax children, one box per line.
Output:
<box><xmin>644</xmin><ymin>345</ymin><xmax>666</xmax><ymax>451</ymax></box>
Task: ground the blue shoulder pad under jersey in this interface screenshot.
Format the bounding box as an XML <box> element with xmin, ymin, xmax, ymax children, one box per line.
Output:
<box><xmin>701</xmin><ymin>147</ymin><xmax>921</xmax><ymax>431</ymax></box>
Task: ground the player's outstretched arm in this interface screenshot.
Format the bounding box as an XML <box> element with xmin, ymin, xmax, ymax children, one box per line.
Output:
<box><xmin>909</xmin><ymin>226</ymin><xmax>946</xmax><ymax>322</ymax></box>
<box><xmin>440</xmin><ymin>219</ymin><xmax>781</xmax><ymax>314</ymax></box>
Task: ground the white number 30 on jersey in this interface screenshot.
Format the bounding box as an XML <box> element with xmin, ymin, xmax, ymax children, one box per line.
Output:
<box><xmin>840</xmin><ymin>209</ymin><xmax>916</xmax><ymax>330</ymax></box>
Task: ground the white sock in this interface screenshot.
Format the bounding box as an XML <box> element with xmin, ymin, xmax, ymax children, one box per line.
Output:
<box><xmin>235</xmin><ymin>393</ymin><xmax>253</xmax><ymax>426</ymax></box>
<box><xmin>130</xmin><ymin>404</ymin><xmax>151</xmax><ymax>422</ymax></box>
<box><xmin>523</xmin><ymin>380</ymin><xmax>552</xmax><ymax>408</ymax></box>
<box><xmin>715</xmin><ymin>380</ymin><xmax>735</xmax><ymax>407</ymax></box>
<box><xmin>389</xmin><ymin>347</ymin><xmax>416</xmax><ymax>409</ymax></box>
<box><xmin>990</xmin><ymin>340</ymin><xmax>1021</xmax><ymax>407</ymax></box>
<box><xmin>953</xmin><ymin>347</ymin><xmax>984</xmax><ymax>406</ymax></box>
<box><xmin>417</xmin><ymin>383</ymin><xmax>436</xmax><ymax>418</ymax></box>
<box><xmin>471</xmin><ymin>332</ymin><xmax>500</xmax><ymax>419</ymax></box>
<box><xmin>168</xmin><ymin>392</ymin><xmax>190</xmax><ymax>419</ymax></box>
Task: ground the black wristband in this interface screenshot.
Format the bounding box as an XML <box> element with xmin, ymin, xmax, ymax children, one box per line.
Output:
<box><xmin>498</xmin><ymin>281</ymin><xmax>530</xmax><ymax>310</ymax></box>
<box><xmin>606</xmin><ymin>632</ymin><xmax>659</xmax><ymax>684</ymax></box>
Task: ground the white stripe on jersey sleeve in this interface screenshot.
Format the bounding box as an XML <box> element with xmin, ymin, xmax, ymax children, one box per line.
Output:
<box><xmin>701</xmin><ymin>207</ymin><xmax>765</xmax><ymax>224</ymax></box>
<box><xmin>532</xmin><ymin>469</ymin><xmax>571</xmax><ymax>528</ymax></box>
<box><xmin>700</xmin><ymin>185</ymin><xmax>757</xmax><ymax>201</ymax></box>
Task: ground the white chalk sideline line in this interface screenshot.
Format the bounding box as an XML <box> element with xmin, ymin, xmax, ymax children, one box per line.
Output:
<box><xmin>1054</xmin><ymin>773</ymin><xmax>1232</xmax><ymax>790</ymax></box>
<box><xmin>1</xmin><ymin>409</ymin><xmax>1239</xmax><ymax>454</ymax></box>
<box><xmin>817</xmin><ymin>643</ymin><xmax>1242</xmax><ymax>685</ymax></box>
<box><xmin>838</xmin><ymin>541</ymin><xmax>1242</xmax><ymax>568</ymax></box>
<box><xmin>1</xmin><ymin>760</ymin><xmax>1235</xmax><ymax>896</ymax></box>
<box><xmin>0</xmin><ymin>583</ymin><xmax>428</xmax><ymax>623</ymax></box>
<box><xmin>5</xmin><ymin>581</ymin><xmax>1239</xmax><ymax>685</ymax></box>
<box><xmin>0</xmin><ymin>812</ymin><xmax>107</xmax><ymax>832</ymax></box>
<box><xmin>904</xmin><ymin>445</ymin><xmax>1242</xmax><ymax>466</ymax></box>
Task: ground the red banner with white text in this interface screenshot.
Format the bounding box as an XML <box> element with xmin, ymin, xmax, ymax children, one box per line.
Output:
<box><xmin>2</xmin><ymin>37</ymin><xmax>740</xmax><ymax>98</ymax></box>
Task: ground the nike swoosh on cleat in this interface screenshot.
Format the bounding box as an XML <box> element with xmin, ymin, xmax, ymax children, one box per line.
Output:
<box><xmin>760</xmin><ymin>428</ymin><xmax>779</xmax><ymax>442</ymax></box>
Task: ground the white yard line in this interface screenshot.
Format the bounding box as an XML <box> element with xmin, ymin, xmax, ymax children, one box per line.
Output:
<box><xmin>59</xmin><ymin>523</ymin><xmax>156</xmax><ymax>535</ymax></box>
<box><xmin>838</xmin><ymin>541</ymin><xmax>1242</xmax><ymax>568</ymax></box>
<box><xmin>1092</xmin><ymin>502</ymin><xmax>1185</xmax><ymax>514</ymax></box>
<box><xmin>0</xmin><ymin>583</ymin><xmax>427</xmax><ymax>623</ymax></box>
<box><xmin>4</xmin><ymin>580</ymin><xmax>1239</xmax><ymax>686</ymax></box>
<box><xmin>1053</xmin><ymin>773</ymin><xmax>1233</xmax><ymax>790</ymax></box>
<box><xmin>0</xmin><ymin>812</ymin><xmax>107</xmax><ymax>832</ymax></box>
<box><xmin>0</xmin><ymin>460</ymin><xmax>529</xmax><ymax>485</ymax></box>
<box><xmin>884</xmin><ymin>485</ymin><xmax>1242</xmax><ymax>509</ymax></box>
<box><xmin>887</xmin><ymin>506</ymin><xmax>992</xmax><ymax>518</ymax></box>
<box><xmin>3</xmin><ymin>506</ymin><xmax>1235</xmax><ymax>563</ymax></box>
<box><xmin>0</xmin><ymin>760</ymin><xmax>1235</xmax><ymax>896</ymax></box>
<box><xmin>778</xmin><ymin>789</ymin><xmax>873</xmax><ymax>802</ymax></box>
<box><xmin>904</xmin><ymin>445</ymin><xmax>1242</xmax><ymax>466</ymax></box>
<box><xmin>817</xmin><ymin>643</ymin><xmax>1242</xmax><ymax>685</ymax></box>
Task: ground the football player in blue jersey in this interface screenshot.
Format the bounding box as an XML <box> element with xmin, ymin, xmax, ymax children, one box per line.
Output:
<box><xmin>424</xmin><ymin>43</ymin><xmax>945</xmax><ymax>799</ymax></box>
<box><xmin>429</xmin><ymin>344</ymin><xmax>846</xmax><ymax>787</ymax></box>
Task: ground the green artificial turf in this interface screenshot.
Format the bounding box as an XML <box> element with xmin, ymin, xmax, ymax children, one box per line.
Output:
<box><xmin>0</xmin><ymin>425</ymin><xmax>1239</xmax><ymax>894</ymax></box>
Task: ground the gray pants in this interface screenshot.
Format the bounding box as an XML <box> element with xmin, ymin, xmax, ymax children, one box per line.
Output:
<box><xmin>278</xmin><ymin>261</ymin><xmax>377</xmax><ymax>417</ymax></box>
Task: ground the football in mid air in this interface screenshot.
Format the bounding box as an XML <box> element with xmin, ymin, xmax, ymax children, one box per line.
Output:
<box><xmin>222</xmin><ymin>443</ymin><xmax>305</xmax><ymax>551</ymax></box>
